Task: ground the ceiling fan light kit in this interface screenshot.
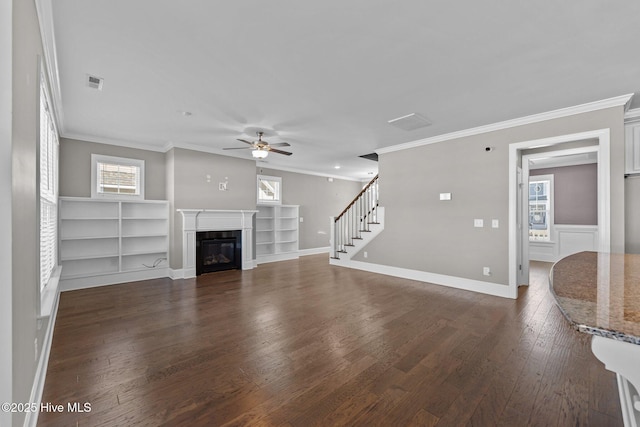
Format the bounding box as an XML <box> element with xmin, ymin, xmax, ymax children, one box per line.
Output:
<box><xmin>252</xmin><ymin>149</ymin><xmax>269</xmax><ymax>159</ymax></box>
<box><xmin>223</xmin><ymin>131</ymin><xmax>293</xmax><ymax>158</ymax></box>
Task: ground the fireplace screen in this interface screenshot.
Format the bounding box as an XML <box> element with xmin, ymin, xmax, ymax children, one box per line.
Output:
<box><xmin>196</xmin><ymin>230</ymin><xmax>242</xmax><ymax>275</ymax></box>
<box><xmin>202</xmin><ymin>239</ymin><xmax>235</xmax><ymax>266</ymax></box>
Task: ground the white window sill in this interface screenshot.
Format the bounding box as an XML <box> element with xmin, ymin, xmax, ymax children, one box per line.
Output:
<box><xmin>529</xmin><ymin>240</ymin><xmax>556</xmax><ymax>245</ymax></box>
<box><xmin>39</xmin><ymin>266</ymin><xmax>61</xmax><ymax>319</ymax></box>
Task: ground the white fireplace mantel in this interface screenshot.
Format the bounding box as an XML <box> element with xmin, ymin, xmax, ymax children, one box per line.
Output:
<box><xmin>178</xmin><ymin>209</ymin><xmax>257</xmax><ymax>278</ymax></box>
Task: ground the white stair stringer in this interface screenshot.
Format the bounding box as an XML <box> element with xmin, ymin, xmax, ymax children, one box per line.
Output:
<box><xmin>330</xmin><ymin>207</ymin><xmax>384</xmax><ymax>265</ymax></box>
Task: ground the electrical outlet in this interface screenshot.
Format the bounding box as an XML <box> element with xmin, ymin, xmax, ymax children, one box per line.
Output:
<box><xmin>483</xmin><ymin>267</ymin><xmax>491</xmax><ymax>276</ymax></box>
<box><xmin>492</xmin><ymin>219</ymin><xmax>499</xmax><ymax>228</ymax></box>
<box><xmin>299</xmin><ymin>217</ymin><xmax>304</xmax><ymax>223</ymax></box>
<box><xmin>364</xmin><ymin>251</ymin><xmax>368</xmax><ymax>258</ymax></box>
<box><xmin>474</xmin><ymin>219</ymin><xmax>484</xmax><ymax>228</ymax></box>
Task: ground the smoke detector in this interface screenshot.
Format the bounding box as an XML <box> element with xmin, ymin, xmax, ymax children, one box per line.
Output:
<box><xmin>388</xmin><ymin>112</ymin><xmax>431</xmax><ymax>131</ymax></box>
<box><xmin>86</xmin><ymin>74</ymin><xmax>104</xmax><ymax>90</ymax></box>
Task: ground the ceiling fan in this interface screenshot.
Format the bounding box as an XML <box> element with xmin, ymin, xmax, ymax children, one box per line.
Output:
<box><xmin>223</xmin><ymin>131</ymin><xmax>292</xmax><ymax>159</ymax></box>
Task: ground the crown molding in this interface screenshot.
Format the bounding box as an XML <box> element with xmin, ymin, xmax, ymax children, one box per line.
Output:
<box><xmin>61</xmin><ymin>132</ymin><xmax>167</xmax><ymax>152</ymax></box>
<box><xmin>377</xmin><ymin>93</ymin><xmax>634</xmax><ymax>155</ymax></box>
<box><xmin>35</xmin><ymin>0</ymin><xmax>65</xmax><ymax>134</ymax></box>
<box><xmin>255</xmin><ymin>162</ymin><xmax>366</xmax><ymax>182</ymax></box>
<box><xmin>165</xmin><ymin>141</ymin><xmax>367</xmax><ymax>181</ymax></box>
<box><xmin>624</xmin><ymin>108</ymin><xmax>640</xmax><ymax>123</ymax></box>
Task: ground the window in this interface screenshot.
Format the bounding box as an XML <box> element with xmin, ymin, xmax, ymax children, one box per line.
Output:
<box><xmin>91</xmin><ymin>154</ymin><xmax>145</xmax><ymax>199</ymax></box>
<box><xmin>529</xmin><ymin>175</ymin><xmax>553</xmax><ymax>241</ymax></box>
<box><xmin>38</xmin><ymin>62</ymin><xmax>59</xmax><ymax>294</ymax></box>
<box><xmin>257</xmin><ymin>175</ymin><xmax>282</xmax><ymax>205</ymax></box>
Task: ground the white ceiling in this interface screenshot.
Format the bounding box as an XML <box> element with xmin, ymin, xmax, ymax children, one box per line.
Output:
<box><xmin>46</xmin><ymin>0</ymin><xmax>640</xmax><ymax>180</ymax></box>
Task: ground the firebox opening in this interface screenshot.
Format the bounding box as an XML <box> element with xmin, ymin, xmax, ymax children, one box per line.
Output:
<box><xmin>196</xmin><ymin>230</ymin><xmax>242</xmax><ymax>275</ymax></box>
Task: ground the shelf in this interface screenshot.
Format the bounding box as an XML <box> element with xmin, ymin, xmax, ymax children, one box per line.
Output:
<box><xmin>256</xmin><ymin>204</ymin><xmax>299</xmax><ymax>261</ymax></box>
<box><xmin>61</xmin><ymin>217</ymin><xmax>119</xmax><ymax>221</ymax></box>
<box><xmin>122</xmin><ymin>250</ymin><xmax>168</xmax><ymax>257</ymax></box>
<box><xmin>122</xmin><ymin>217</ymin><xmax>168</xmax><ymax>220</ymax></box>
<box><xmin>61</xmin><ymin>235</ymin><xmax>119</xmax><ymax>241</ymax></box>
<box><xmin>61</xmin><ymin>253</ymin><xmax>119</xmax><ymax>261</ymax></box>
<box><xmin>122</xmin><ymin>233</ymin><xmax>168</xmax><ymax>238</ymax></box>
<box><xmin>59</xmin><ymin>198</ymin><xmax>169</xmax><ymax>284</ymax></box>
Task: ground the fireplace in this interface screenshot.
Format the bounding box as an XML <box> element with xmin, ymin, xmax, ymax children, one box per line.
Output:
<box><xmin>179</xmin><ymin>209</ymin><xmax>257</xmax><ymax>278</ymax></box>
<box><xmin>196</xmin><ymin>230</ymin><xmax>242</xmax><ymax>275</ymax></box>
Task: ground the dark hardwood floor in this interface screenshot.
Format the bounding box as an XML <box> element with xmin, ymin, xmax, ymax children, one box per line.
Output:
<box><xmin>39</xmin><ymin>256</ymin><xmax>622</xmax><ymax>426</ymax></box>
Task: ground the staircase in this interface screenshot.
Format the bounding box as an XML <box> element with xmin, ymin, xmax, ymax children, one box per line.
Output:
<box><xmin>330</xmin><ymin>174</ymin><xmax>384</xmax><ymax>262</ymax></box>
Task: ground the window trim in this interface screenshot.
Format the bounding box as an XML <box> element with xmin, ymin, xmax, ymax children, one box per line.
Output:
<box><xmin>528</xmin><ymin>174</ymin><xmax>554</xmax><ymax>242</ymax></box>
<box><xmin>257</xmin><ymin>174</ymin><xmax>282</xmax><ymax>205</ymax></box>
<box><xmin>37</xmin><ymin>56</ymin><xmax>61</xmax><ymax>318</ymax></box>
<box><xmin>91</xmin><ymin>154</ymin><xmax>145</xmax><ymax>200</ymax></box>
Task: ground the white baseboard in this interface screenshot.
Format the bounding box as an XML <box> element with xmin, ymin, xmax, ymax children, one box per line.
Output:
<box><xmin>169</xmin><ymin>268</ymin><xmax>184</xmax><ymax>279</ymax></box>
<box><xmin>24</xmin><ymin>287</ymin><xmax>61</xmax><ymax>427</ymax></box>
<box><xmin>330</xmin><ymin>259</ymin><xmax>517</xmax><ymax>299</ymax></box>
<box><xmin>298</xmin><ymin>247</ymin><xmax>330</xmax><ymax>256</ymax></box>
<box><xmin>60</xmin><ymin>268</ymin><xmax>170</xmax><ymax>292</ymax></box>
<box><xmin>256</xmin><ymin>252</ymin><xmax>299</xmax><ymax>264</ymax></box>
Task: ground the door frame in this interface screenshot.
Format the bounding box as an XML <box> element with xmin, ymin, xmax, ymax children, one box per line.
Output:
<box><xmin>508</xmin><ymin>129</ymin><xmax>611</xmax><ymax>292</ymax></box>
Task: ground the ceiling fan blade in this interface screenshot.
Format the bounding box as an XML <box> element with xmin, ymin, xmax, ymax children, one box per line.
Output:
<box><xmin>237</xmin><ymin>138</ymin><xmax>255</xmax><ymax>145</ymax></box>
<box><xmin>223</xmin><ymin>146</ymin><xmax>253</xmax><ymax>150</ymax></box>
<box><xmin>268</xmin><ymin>148</ymin><xmax>293</xmax><ymax>156</ymax></box>
<box><xmin>268</xmin><ymin>142</ymin><xmax>291</xmax><ymax>147</ymax></box>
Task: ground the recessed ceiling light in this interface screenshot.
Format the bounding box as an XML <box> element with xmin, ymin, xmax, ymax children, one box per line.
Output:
<box><xmin>334</xmin><ymin>165</ymin><xmax>341</xmax><ymax>169</ymax></box>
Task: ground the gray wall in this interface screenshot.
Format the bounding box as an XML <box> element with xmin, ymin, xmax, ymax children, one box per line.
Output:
<box><xmin>10</xmin><ymin>0</ymin><xmax>45</xmax><ymax>425</ymax></box>
<box><xmin>169</xmin><ymin>148</ymin><xmax>257</xmax><ymax>269</ymax></box>
<box><xmin>626</xmin><ymin>176</ymin><xmax>640</xmax><ymax>253</ymax></box>
<box><xmin>57</xmin><ymin>140</ymin><xmax>361</xmax><ymax>269</ymax></box>
<box><xmin>353</xmin><ymin>107</ymin><xmax>625</xmax><ymax>287</ymax></box>
<box><xmin>531</xmin><ymin>164</ymin><xmax>598</xmax><ymax>225</ymax></box>
<box><xmin>59</xmin><ymin>138</ymin><xmax>166</xmax><ymax>200</ymax></box>
<box><xmin>258</xmin><ymin>167</ymin><xmax>363</xmax><ymax>250</ymax></box>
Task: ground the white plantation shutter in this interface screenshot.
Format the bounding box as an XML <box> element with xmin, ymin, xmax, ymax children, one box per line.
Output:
<box><xmin>39</xmin><ymin>72</ymin><xmax>59</xmax><ymax>291</ymax></box>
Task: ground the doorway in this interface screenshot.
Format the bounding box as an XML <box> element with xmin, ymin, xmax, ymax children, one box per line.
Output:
<box><xmin>508</xmin><ymin>129</ymin><xmax>611</xmax><ymax>291</ymax></box>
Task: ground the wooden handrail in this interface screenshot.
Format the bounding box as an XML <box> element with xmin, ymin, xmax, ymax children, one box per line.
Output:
<box><xmin>335</xmin><ymin>174</ymin><xmax>378</xmax><ymax>222</ymax></box>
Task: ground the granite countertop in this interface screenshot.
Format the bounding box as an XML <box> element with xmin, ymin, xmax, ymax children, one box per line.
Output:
<box><xmin>550</xmin><ymin>251</ymin><xmax>640</xmax><ymax>345</ymax></box>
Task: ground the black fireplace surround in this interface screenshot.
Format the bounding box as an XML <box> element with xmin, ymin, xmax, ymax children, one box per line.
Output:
<box><xmin>195</xmin><ymin>230</ymin><xmax>242</xmax><ymax>275</ymax></box>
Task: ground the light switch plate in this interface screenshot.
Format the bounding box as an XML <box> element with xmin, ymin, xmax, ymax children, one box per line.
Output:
<box><xmin>474</xmin><ymin>219</ymin><xmax>483</xmax><ymax>228</ymax></box>
<box><xmin>492</xmin><ymin>219</ymin><xmax>499</xmax><ymax>228</ymax></box>
<box><xmin>439</xmin><ymin>193</ymin><xmax>452</xmax><ymax>201</ymax></box>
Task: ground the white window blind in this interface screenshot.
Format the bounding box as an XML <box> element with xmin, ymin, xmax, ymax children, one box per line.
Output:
<box><xmin>39</xmin><ymin>72</ymin><xmax>59</xmax><ymax>292</ymax></box>
<box><xmin>91</xmin><ymin>154</ymin><xmax>145</xmax><ymax>199</ymax></box>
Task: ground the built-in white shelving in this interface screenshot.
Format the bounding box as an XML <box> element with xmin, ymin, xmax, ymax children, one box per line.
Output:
<box><xmin>59</xmin><ymin>197</ymin><xmax>170</xmax><ymax>290</ymax></box>
<box><xmin>256</xmin><ymin>204</ymin><xmax>299</xmax><ymax>263</ymax></box>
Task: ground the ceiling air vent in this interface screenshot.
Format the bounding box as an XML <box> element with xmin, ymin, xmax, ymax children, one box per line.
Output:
<box><xmin>86</xmin><ymin>74</ymin><xmax>104</xmax><ymax>90</ymax></box>
<box><xmin>387</xmin><ymin>112</ymin><xmax>431</xmax><ymax>131</ymax></box>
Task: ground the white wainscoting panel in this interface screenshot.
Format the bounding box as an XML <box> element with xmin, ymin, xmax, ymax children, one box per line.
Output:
<box><xmin>530</xmin><ymin>224</ymin><xmax>598</xmax><ymax>263</ymax></box>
